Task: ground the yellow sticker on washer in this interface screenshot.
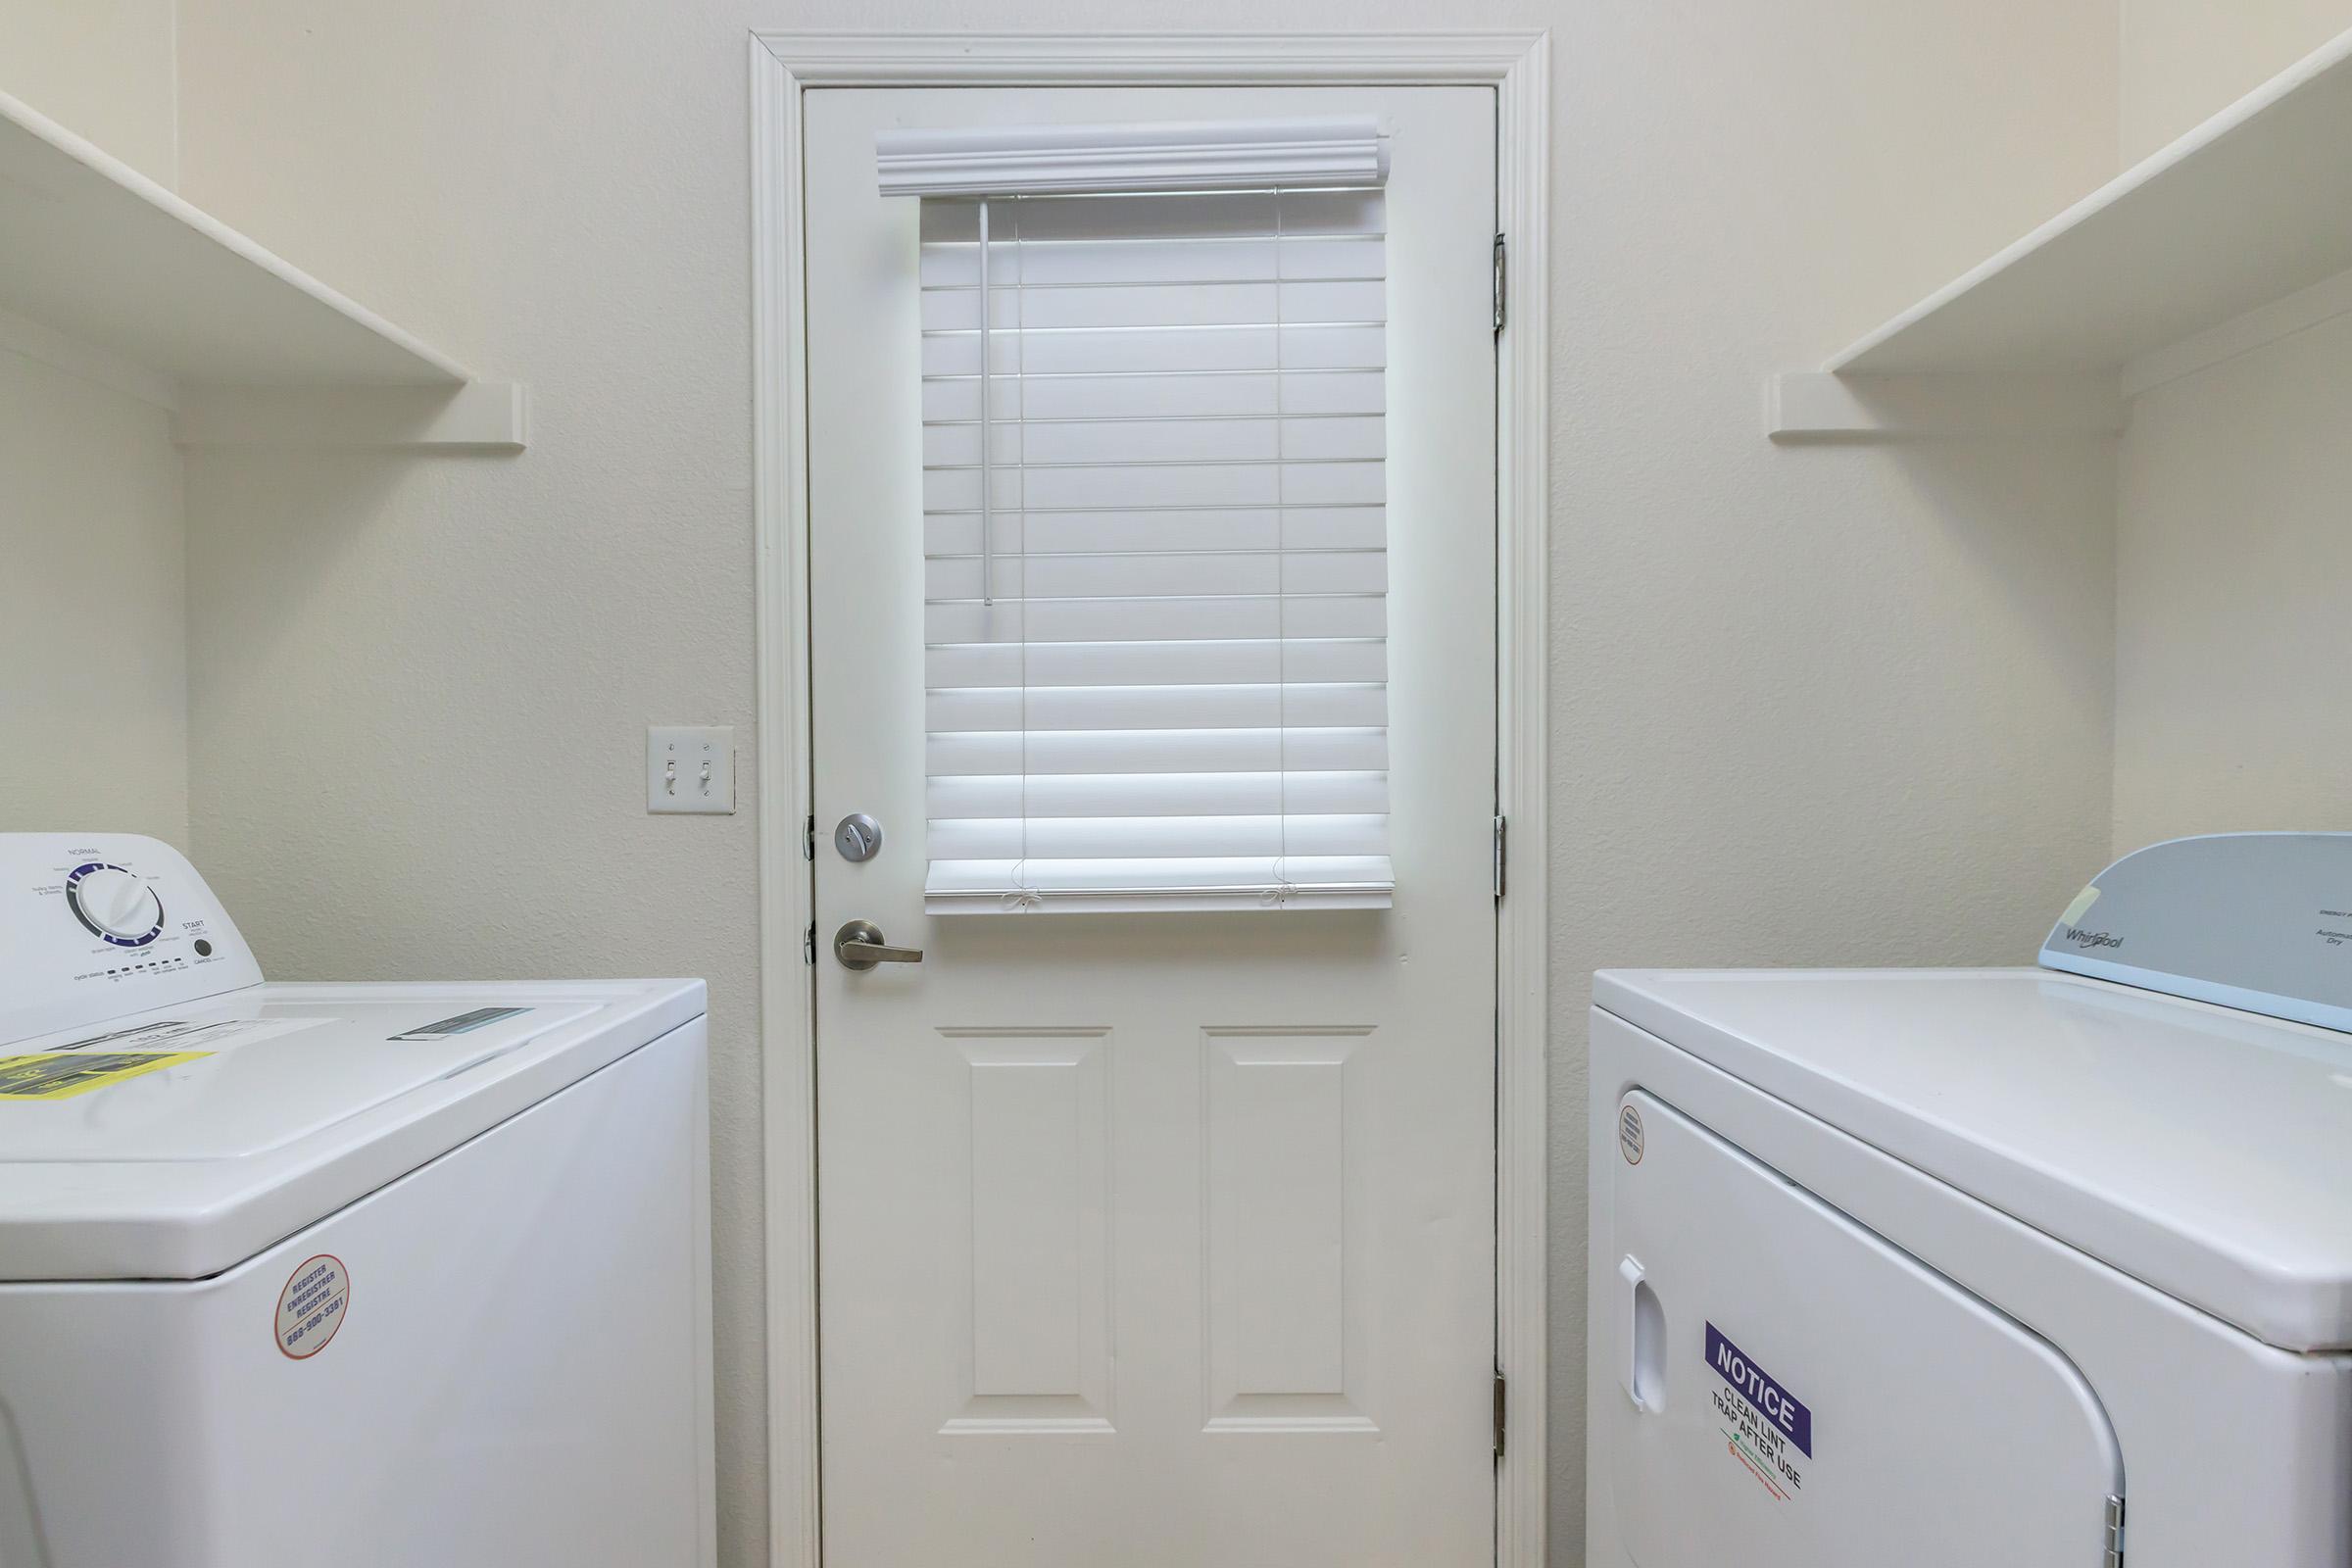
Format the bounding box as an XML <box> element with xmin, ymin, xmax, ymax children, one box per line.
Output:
<box><xmin>0</xmin><ymin>1051</ymin><xmax>211</xmax><ymax>1100</ymax></box>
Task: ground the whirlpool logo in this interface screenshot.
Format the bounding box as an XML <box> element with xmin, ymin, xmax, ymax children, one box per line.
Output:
<box><xmin>2063</xmin><ymin>926</ymin><xmax>2124</xmax><ymax>950</ymax></box>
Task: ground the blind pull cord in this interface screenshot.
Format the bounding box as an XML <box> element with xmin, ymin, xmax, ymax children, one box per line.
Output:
<box><xmin>976</xmin><ymin>198</ymin><xmax>993</xmax><ymax>609</ymax></box>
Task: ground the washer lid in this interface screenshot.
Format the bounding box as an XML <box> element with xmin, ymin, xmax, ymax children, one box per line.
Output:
<box><xmin>1595</xmin><ymin>965</ymin><xmax>2352</xmax><ymax>1352</ymax></box>
<box><xmin>0</xmin><ymin>977</ymin><xmax>705</xmax><ymax>1281</ymax></box>
<box><xmin>0</xmin><ymin>999</ymin><xmax>596</xmax><ymax>1161</ymax></box>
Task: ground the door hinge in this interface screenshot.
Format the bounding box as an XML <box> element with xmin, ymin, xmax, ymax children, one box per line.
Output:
<box><xmin>2103</xmin><ymin>1494</ymin><xmax>2126</xmax><ymax>1568</ymax></box>
<box><xmin>803</xmin><ymin>813</ymin><xmax>815</xmax><ymax>860</ymax></box>
<box><xmin>1493</xmin><ymin>1366</ymin><xmax>1507</xmax><ymax>1460</ymax></box>
<box><xmin>803</xmin><ymin>921</ymin><xmax>815</xmax><ymax>965</ymax></box>
<box><xmin>1493</xmin><ymin>814</ymin><xmax>1507</xmax><ymax>901</ymax></box>
<box><xmin>1492</xmin><ymin>233</ymin><xmax>1506</xmax><ymax>333</ymax></box>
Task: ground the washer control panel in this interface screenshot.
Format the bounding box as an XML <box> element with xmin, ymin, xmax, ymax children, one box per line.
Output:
<box><xmin>2</xmin><ymin>834</ymin><xmax>262</xmax><ymax>1048</ymax></box>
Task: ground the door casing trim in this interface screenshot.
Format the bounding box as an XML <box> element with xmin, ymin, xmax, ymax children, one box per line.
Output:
<box><xmin>751</xmin><ymin>30</ymin><xmax>1552</xmax><ymax>1567</ymax></box>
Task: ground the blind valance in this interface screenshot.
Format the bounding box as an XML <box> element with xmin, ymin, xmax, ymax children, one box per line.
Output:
<box><xmin>876</xmin><ymin>117</ymin><xmax>1387</xmax><ymax>198</ymax></box>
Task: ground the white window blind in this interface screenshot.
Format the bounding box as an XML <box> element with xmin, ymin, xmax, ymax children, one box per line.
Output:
<box><xmin>901</xmin><ymin>122</ymin><xmax>1391</xmax><ymax>914</ymax></box>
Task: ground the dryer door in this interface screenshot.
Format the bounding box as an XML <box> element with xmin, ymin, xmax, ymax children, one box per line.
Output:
<box><xmin>1605</xmin><ymin>1090</ymin><xmax>2123</xmax><ymax>1568</ymax></box>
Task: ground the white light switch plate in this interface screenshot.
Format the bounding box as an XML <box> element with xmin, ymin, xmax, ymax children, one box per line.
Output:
<box><xmin>648</xmin><ymin>725</ymin><xmax>735</xmax><ymax>814</ymax></box>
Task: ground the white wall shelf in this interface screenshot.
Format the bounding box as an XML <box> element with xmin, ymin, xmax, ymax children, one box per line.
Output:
<box><xmin>0</xmin><ymin>87</ymin><xmax>523</xmax><ymax>449</ymax></box>
<box><xmin>1771</xmin><ymin>25</ymin><xmax>2352</xmax><ymax>439</ymax></box>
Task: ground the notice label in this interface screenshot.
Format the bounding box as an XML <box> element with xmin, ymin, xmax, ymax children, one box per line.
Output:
<box><xmin>0</xmin><ymin>1052</ymin><xmax>210</xmax><ymax>1100</ymax></box>
<box><xmin>275</xmin><ymin>1255</ymin><xmax>352</xmax><ymax>1360</ymax></box>
<box><xmin>1705</xmin><ymin>1322</ymin><xmax>1810</xmax><ymax>1502</ymax></box>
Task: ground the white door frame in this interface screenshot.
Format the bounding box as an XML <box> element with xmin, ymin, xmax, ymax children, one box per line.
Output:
<box><xmin>751</xmin><ymin>30</ymin><xmax>1551</xmax><ymax>1568</ymax></box>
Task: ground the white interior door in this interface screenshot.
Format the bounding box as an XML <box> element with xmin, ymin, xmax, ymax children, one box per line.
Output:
<box><xmin>804</xmin><ymin>84</ymin><xmax>1496</xmax><ymax>1566</ymax></box>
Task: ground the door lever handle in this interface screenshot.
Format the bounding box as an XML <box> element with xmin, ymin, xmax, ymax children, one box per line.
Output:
<box><xmin>833</xmin><ymin>919</ymin><xmax>924</xmax><ymax>971</ymax></box>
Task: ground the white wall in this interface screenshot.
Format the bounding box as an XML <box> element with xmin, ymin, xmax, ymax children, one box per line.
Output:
<box><xmin>0</xmin><ymin>0</ymin><xmax>177</xmax><ymax>182</ymax></box>
<box><xmin>2121</xmin><ymin>0</ymin><xmax>2351</xmax><ymax>161</ymax></box>
<box><xmin>0</xmin><ymin>354</ymin><xmax>187</xmax><ymax>843</ymax></box>
<box><xmin>2115</xmin><ymin>314</ymin><xmax>2352</xmax><ymax>848</ymax></box>
<box><xmin>0</xmin><ymin>0</ymin><xmax>187</xmax><ymax>846</ymax></box>
<box><xmin>165</xmin><ymin>2</ymin><xmax>2121</xmax><ymax>1564</ymax></box>
<box><xmin>2112</xmin><ymin>0</ymin><xmax>2352</xmax><ymax>854</ymax></box>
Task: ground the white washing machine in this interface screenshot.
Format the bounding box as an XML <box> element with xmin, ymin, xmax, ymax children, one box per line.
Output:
<box><xmin>1586</xmin><ymin>832</ymin><xmax>2352</xmax><ymax>1568</ymax></box>
<box><xmin>0</xmin><ymin>833</ymin><xmax>714</xmax><ymax>1567</ymax></box>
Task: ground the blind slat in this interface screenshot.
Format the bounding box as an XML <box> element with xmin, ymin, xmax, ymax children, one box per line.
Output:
<box><xmin>925</xmin><ymin>507</ymin><xmax>1385</xmax><ymax>556</ymax></box>
<box><xmin>919</xmin><ymin>324</ymin><xmax>1388</xmax><ymax>378</ymax></box>
<box><xmin>930</xmin><ymin>525</ymin><xmax>1387</xmax><ymax>557</ymax></box>
<box><xmin>921</xmin><ymin>368</ymin><xmax>1386</xmax><ymax>422</ymax></box>
<box><xmin>925</xmin><ymin>857</ymin><xmax>1395</xmax><ymax>914</ymax></box>
<box><xmin>927</xmin><ymin>550</ymin><xmax>1387</xmax><ymax>603</ymax></box>
<box><xmin>917</xmin><ymin>278</ymin><xmax>1388</xmax><ymax>331</ymax></box>
<box><xmin>928</xmin><ymin>726</ymin><xmax>1387</xmax><ymax>778</ymax></box>
<box><xmin>922</xmin><ymin>415</ymin><xmax>1389</xmax><ymax>469</ymax></box>
<box><xmin>915</xmin><ymin>234</ymin><xmax>1387</xmax><ymax>287</ymax></box>
<box><xmin>925</xmin><ymin>592</ymin><xmax>1387</xmax><ymax>647</ymax></box>
<box><xmin>930</xmin><ymin>770</ymin><xmax>1388</xmax><ymax>819</ymax></box>
<box><xmin>927</xmin><ymin>638</ymin><xmax>1385</xmax><ymax>689</ymax></box>
<box><xmin>927</xmin><ymin>683</ymin><xmax>1386</xmax><ymax>734</ymax></box>
<box><xmin>931</xmin><ymin>814</ymin><xmax>1389</xmax><ymax>861</ymax></box>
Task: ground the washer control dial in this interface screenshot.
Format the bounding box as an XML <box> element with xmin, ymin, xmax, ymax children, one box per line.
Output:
<box><xmin>66</xmin><ymin>862</ymin><xmax>166</xmax><ymax>947</ymax></box>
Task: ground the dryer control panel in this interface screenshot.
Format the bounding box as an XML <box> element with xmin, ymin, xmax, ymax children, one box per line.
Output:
<box><xmin>1</xmin><ymin>834</ymin><xmax>262</xmax><ymax>1048</ymax></box>
<box><xmin>2041</xmin><ymin>831</ymin><xmax>2352</xmax><ymax>1034</ymax></box>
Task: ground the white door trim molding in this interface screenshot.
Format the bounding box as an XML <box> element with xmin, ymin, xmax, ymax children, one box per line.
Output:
<box><xmin>751</xmin><ymin>31</ymin><xmax>1551</xmax><ymax>1568</ymax></box>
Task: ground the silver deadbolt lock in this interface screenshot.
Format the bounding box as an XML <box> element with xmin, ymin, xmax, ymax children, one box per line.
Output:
<box><xmin>834</xmin><ymin>813</ymin><xmax>883</xmax><ymax>862</ymax></box>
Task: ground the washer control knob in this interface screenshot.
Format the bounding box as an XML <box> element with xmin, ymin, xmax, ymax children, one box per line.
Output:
<box><xmin>67</xmin><ymin>865</ymin><xmax>164</xmax><ymax>944</ymax></box>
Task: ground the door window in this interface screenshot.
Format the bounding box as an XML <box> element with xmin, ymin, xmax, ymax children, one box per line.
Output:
<box><xmin>907</xmin><ymin>131</ymin><xmax>1394</xmax><ymax>912</ymax></box>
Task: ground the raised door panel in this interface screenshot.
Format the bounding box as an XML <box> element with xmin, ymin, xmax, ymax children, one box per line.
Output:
<box><xmin>1202</xmin><ymin>1026</ymin><xmax>1373</xmax><ymax>1432</ymax></box>
<box><xmin>947</xmin><ymin>1029</ymin><xmax>1111</xmax><ymax>1432</ymax></box>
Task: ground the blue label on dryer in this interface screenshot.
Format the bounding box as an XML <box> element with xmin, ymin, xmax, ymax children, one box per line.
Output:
<box><xmin>1706</xmin><ymin>1323</ymin><xmax>1812</xmax><ymax>1456</ymax></box>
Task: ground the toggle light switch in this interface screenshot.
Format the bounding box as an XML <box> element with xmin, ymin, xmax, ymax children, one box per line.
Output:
<box><xmin>647</xmin><ymin>726</ymin><xmax>734</xmax><ymax>814</ymax></box>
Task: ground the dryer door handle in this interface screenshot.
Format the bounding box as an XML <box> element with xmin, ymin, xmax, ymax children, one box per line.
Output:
<box><xmin>1620</xmin><ymin>1254</ymin><xmax>1664</xmax><ymax>1412</ymax></box>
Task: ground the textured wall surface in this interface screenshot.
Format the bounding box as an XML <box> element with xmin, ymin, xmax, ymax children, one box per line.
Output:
<box><xmin>2121</xmin><ymin>0</ymin><xmax>2352</xmax><ymax>161</ymax></box>
<box><xmin>2112</xmin><ymin>0</ymin><xmax>2352</xmax><ymax>853</ymax></box>
<box><xmin>2115</xmin><ymin>314</ymin><xmax>2352</xmax><ymax>851</ymax></box>
<box><xmin>0</xmin><ymin>354</ymin><xmax>187</xmax><ymax>845</ymax></box>
<box><xmin>0</xmin><ymin>0</ymin><xmax>177</xmax><ymax>182</ymax></box>
<box><xmin>0</xmin><ymin>0</ymin><xmax>186</xmax><ymax>845</ymax></box>
<box><xmin>167</xmin><ymin>2</ymin><xmax>2120</xmax><ymax>1563</ymax></box>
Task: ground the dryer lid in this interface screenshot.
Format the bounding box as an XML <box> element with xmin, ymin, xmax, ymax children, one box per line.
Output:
<box><xmin>1595</xmin><ymin>964</ymin><xmax>2352</xmax><ymax>1351</ymax></box>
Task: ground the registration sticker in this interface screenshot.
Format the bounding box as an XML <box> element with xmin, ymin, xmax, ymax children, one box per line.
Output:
<box><xmin>275</xmin><ymin>1254</ymin><xmax>352</xmax><ymax>1359</ymax></box>
<box><xmin>0</xmin><ymin>1051</ymin><xmax>210</xmax><ymax>1101</ymax></box>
